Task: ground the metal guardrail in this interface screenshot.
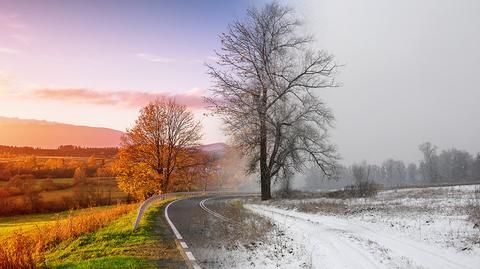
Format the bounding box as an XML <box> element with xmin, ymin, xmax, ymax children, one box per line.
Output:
<box><xmin>132</xmin><ymin>191</ymin><xmax>259</xmax><ymax>231</ymax></box>
<box><xmin>132</xmin><ymin>191</ymin><xmax>204</xmax><ymax>231</ymax></box>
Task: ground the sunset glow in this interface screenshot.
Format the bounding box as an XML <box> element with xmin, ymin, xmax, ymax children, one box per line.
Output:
<box><xmin>1</xmin><ymin>0</ymin><xmax>479</xmax><ymax>163</ymax></box>
<box><xmin>0</xmin><ymin>1</ymin><xmax>264</xmax><ymax>143</ymax></box>
<box><xmin>1</xmin><ymin>2</ymin><xmax>480</xmax><ymax>268</ymax></box>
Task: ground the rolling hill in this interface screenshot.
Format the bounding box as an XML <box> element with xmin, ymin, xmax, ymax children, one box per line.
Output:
<box><xmin>0</xmin><ymin>117</ymin><xmax>124</xmax><ymax>148</ymax></box>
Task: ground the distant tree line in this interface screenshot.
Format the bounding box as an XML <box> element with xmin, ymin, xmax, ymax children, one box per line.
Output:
<box><xmin>0</xmin><ymin>145</ymin><xmax>118</xmax><ymax>158</ymax></box>
<box><xmin>0</xmin><ymin>155</ymin><xmax>113</xmax><ymax>181</ymax></box>
<box><xmin>305</xmin><ymin>142</ymin><xmax>480</xmax><ymax>190</ymax></box>
<box><xmin>0</xmin><ymin>156</ymin><xmax>123</xmax><ymax>216</ymax></box>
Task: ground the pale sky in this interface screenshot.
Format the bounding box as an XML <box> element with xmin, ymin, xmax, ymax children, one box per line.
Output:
<box><xmin>0</xmin><ymin>0</ymin><xmax>479</xmax><ymax>164</ymax></box>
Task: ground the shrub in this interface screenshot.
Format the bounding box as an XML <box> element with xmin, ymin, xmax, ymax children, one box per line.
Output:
<box><xmin>345</xmin><ymin>180</ymin><xmax>378</xmax><ymax>197</ymax></box>
<box><xmin>326</xmin><ymin>180</ymin><xmax>378</xmax><ymax>199</ymax></box>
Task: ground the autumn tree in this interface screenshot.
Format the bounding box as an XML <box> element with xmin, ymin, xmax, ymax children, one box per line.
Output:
<box><xmin>207</xmin><ymin>2</ymin><xmax>339</xmax><ymax>200</ymax></box>
<box><xmin>87</xmin><ymin>155</ymin><xmax>97</xmax><ymax>167</ymax></box>
<box><xmin>171</xmin><ymin>149</ymin><xmax>217</xmax><ymax>192</ymax></box>
<box><xmin>115</xmin><ymin>99</ymin><xmax>202</xmax><ymax>199</ymax></box>
<box><xmin>73</xmin><ymin>166</ymin><xmax>87</xmax><ymax>185</ymax></box>
<box><xmin>8</xmin><ymin>174</ymin><xmax>41</xmax><ymax>210</ymax></box>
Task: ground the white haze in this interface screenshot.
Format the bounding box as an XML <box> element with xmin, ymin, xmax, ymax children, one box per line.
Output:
<box><xmin>291</xmin><ymin>0</ymin><xmax>480</xmax><ymax>164</ymax></box>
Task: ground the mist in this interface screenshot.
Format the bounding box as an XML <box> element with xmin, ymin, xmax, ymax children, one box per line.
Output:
<box><xmin>293</xmin><ymin>0</ymin><xmax>480</xmax><ymax>164</ymax></box>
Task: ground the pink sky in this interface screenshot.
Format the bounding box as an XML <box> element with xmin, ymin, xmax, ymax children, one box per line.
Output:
<box><xmin>1</xmin><ymin>0</ymin><xmax>479</xmax><ymax>163</ymax></box>
<box><xmin>0</xmin><ymin>1</ymin><xmax>259</xmax><ymax>144</ymax></box>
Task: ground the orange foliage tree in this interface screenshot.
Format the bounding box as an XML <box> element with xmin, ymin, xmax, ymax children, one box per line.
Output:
<box><xmin>171</xmin><ymin>149</ymin><xmax>218</xmax><ymax>192</ymax></box>
<box><xmin>114</xmin><ymin>99</ymin><xmax>202</xmax><ymax>200</ymax></box>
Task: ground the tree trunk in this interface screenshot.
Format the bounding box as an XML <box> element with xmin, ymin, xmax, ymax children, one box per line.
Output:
<box><xmin>259</xmin><ymin>94</ymin><xmax>271</xmax><ymax>200</ymax></box>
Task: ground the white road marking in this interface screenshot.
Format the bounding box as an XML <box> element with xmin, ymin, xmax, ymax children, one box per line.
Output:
<box><xmin>164</xmin><ymin>200</ymin><xmax>183</xmax><ymax>240</ymax></box>
<box><xmin>165</xmin><ymin>199</ymin><xmax>202</xmax><ymax>269</ymax></box>
<box><xmin>185</xmin><ymin>251</ymin><xmax>196</xmax><ymax>261</ymax></box>
<box><xmin>199</xmin><ymin>197</ymin><xmax>240</xmax><ymax>225</ymax></box>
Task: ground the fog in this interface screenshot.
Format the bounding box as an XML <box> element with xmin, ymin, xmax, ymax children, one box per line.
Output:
<box><xmin>207</xmin><ymin>1</ymin><xmax>480</xmax><ymax>193</ymax></box>
<box><xmin>292</xmin><ymin>0</ymin><xmax>480</xmax><ymax>165</ymax></box>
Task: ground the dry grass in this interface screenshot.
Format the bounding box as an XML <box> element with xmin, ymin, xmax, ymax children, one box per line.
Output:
<box><xmin>468</xmin><ymin>187</ymin><xmax>480</xmax><ymax>231</ymax></box>
<box><xmin>295</xmin><ymin>200</ymin><xmax>347</xmax><ymax>214</ymax></box>
<box><xmin>204</xmin><ymin>199</ymin><xmax>275</xmax><ymax>247</ymax></box>
<box><xmin>0</xmin><ymin>203</ymin><xmax>136</xmax><ymax>269</ymax></box>
<box><xmin>196</xmin><ymin>199</ymin><xmax>309</xmax><ymax>268</ymax></box>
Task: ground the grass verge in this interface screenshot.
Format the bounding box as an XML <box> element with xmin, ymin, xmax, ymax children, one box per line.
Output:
<box><xmin>0</xmin><ymin>204</ymin><xmax>136</xmax><ymax>268</ymax></box>
<box><xmin>0</xmin><ymin>205</ymin><xmax>120</xmax><ymax>239</ymax></box>
<box><xmin>44</xmin><ymin>199</ymin><xmax>186</xmax><ymax>269</ymax></box>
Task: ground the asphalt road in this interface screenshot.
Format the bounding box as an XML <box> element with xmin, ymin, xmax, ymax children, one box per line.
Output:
<box><xmin>165</xmin><ymin>195</ymin><xmax>248</xmax><ymax>267</ymax></box>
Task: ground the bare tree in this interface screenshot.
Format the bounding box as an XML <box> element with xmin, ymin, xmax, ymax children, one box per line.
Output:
<box><xmin>407</xmin><ymin>163</ymin><xmax>418</xmax><ymax>182</ymax></box>
<box><xmin>207</xmin><ymin>2</ymin><xmax>339</xmax><ymax>200</ymax></box>
<box><xmin>352</xmin><ymin>163</ymin><xmax>370</xmax><ymax>183</ymax></box>
<box><xmin>419</xmin><ymin>142</ymin><xmax>439</xmax><ymax>182</ymax></box>
<box><xmin>472</xmin><ymin>154</ymin><xmax>480</xmax><ymax>181</ymax></box>
<box><xmin>437</xmin><ymin>148</ymin><xmax>473</xmax><ymax>182</ymax></box>
<box><xmin>115</xmin><ymin>98</ymin><xmax>202</xmax><ymax>197</ymax></box>
<box><xmin>381</xmin><ymin>159</ymin><xmax>406</xmax><ymax>184</ymax></box>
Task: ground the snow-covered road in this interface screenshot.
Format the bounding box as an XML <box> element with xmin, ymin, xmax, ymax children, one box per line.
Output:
<box><xmin>247</xmin><ymin>204</ymin><xmax>480</xmax><ymax>269</ymax></box>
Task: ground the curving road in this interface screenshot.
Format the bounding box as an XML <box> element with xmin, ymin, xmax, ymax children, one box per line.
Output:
<box><xmin>164</xmin><ymin>195</ymin><xmax>248</xmax><ymax>268</ymax></box>
<box><xmin>164</xmin><ymin>195</ymin><xmax>480</xmax><ymax>269</ymax></box>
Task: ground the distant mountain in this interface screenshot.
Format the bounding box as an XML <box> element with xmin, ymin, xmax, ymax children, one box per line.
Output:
<box><xmin>199</xmin><ymin>142</ymin><xmax>228</xmax><ymax>158</ymax></box>
<box><xmin>199</xmin><ymin>142</ymin><xmax>228</xmax><ymax>152</ymax></box>
<box><xmin>0</xmin><ymin>116</ymin><xmax>124</xmax><ymax>148</ymax></box>
<box><xmin>0</xmin><ymin>116</ymin><xmax>227</xmax><ymax>152</ymax></box>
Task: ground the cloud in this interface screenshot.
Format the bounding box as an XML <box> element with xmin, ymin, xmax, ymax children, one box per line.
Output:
<box><xmin>0</xmin><ymin>14</ymin><xmax>30</xmax><ymax>46</ymax></box>
<box><xmin>137</xmin><ymin>53</ymin><xmax>210</xmax><ymax>65</ymax></box>
<box><xmin>32</xmin><ymin>88</ymin><xmax>206</xmax><ymax>109</ymax></box>
<box><xmin>0</xmin><ymin>14</ymin><xmax>28</xmax><ymax>30</ymax></box>
<box><xmin>0</xmin><ymin>47</ymin><xmax>20</xmax><ymax>54</ymax></box>
<box><xmin>136</xmin><ymin>53</ymin><xmax>175</xmax><ymax>63</ymax></box>
<box><xmin>0</xmin><ymin>70</ymin><xmax>13</xmax><ymax>93</ymax></box>
<box><xmin>11</xmin><ymin>34</ymin><xmax>30</xmax><ymax>45</ymax></box>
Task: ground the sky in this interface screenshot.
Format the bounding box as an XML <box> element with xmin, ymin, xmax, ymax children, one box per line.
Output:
<box><xmin>0</xmin><ymin>0</ymin><xmax>479</xmax><ymax>164</ymax></box>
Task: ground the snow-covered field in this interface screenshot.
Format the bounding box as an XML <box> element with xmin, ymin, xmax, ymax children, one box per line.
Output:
<box><xmin>245</xmin><ymin>184</ymin><xmax>480</xmax><ymax>269</ymax></box>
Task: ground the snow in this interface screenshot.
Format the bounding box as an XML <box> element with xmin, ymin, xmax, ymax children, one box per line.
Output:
<box><xmin>196</xmin><ymin>238</ymin><xmax>310</xmax><ymax>269</ymax></box>
<box><xmin>245</xmin><ymin>184</ymin><xmax>480</xmax><ymax>269</ymax></box>
<box><xmin>195</xmin><ymin>225</ymin><xmax>311</xmax><ymax>268</ymax></box>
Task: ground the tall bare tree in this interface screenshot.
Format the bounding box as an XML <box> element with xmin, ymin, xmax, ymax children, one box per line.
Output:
<box><xmin>418</xmin><ymin>142</ymin><xmax>439</xmax><ymax>182</ymax></box>
<box><xmin>115</xmin><ymin>99</ymin><xmax>202</xmax><ymax>198</ymax></box>
<box><xmin>207</xmin><ymin>2</ymin><xmax>339</xmax><ymax>200</ymax></box>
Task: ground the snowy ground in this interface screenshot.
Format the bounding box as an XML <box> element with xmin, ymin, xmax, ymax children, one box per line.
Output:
<box><xmin>193</xmin><ymin>199</ymin><xmax>311</xmax><ymax>268</ymax></box>
<box><xmin>244</xmin><ymin>185</ymin><xmax>480</xmax><ymax>269</ymax></box>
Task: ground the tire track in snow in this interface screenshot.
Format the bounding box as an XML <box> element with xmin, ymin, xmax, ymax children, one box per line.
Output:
<box><xmin>247</xmin><ymin>204</ymin><xmax>479</xmax><ymax>269</ymax></box>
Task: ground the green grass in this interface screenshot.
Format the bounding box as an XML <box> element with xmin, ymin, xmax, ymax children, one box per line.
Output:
<box><xmin>0</xmin><ymin>205</ymin><xmax>120</xmax><ymax>239</ymax></box>
<box><xmin>51</xmin><ymin>256</ymin><xmax>152</xmax><ymax>269</ymax></box>
<box><xmin>44</xmin><ymin>199</ymin><xmax>186</xmax><ymax>269</ymax></box>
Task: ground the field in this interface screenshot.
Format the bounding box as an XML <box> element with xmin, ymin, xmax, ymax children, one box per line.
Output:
<box><xmin>0</xmin><ymin>178</ymin><xmax>73</xmax><ymax>187</ymax></box>
<box><xmin>0</xmin><ymin>177</ymin><xmax>129</xmax><ymax>216</ymax></box>
<box><xmin>0</xmin><ymin>203</ymin><xmax>138</xmax><ymax>268</ymax></box>
<box><xmin>238</xmin><ymin>185</ymin><xmax>480</xmax><ymax>269</ymax></box>
<box><xmin>0</xmin><ymin>192</ymin><xmax>185</xmax><ymax>268</ymax></box>
<box><xmin>0</xmin><ymin>205</ymin><xmax>121</xmax><ymax>239</ymax></box>
<box><xmin>0</xmin><ymin>153</ymin><xmax>124</xmax><ymax>217</ymax></box>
